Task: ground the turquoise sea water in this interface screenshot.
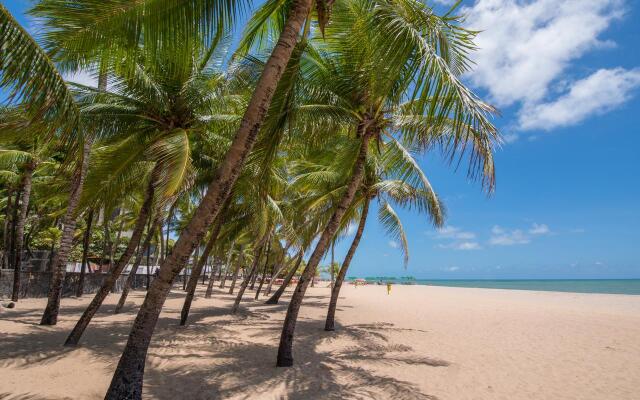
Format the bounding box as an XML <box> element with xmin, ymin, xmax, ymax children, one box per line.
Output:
<box><xmin>359</xmin><ymin>279</ymin><xmax>640</xmax><ymax>295</ymax></box>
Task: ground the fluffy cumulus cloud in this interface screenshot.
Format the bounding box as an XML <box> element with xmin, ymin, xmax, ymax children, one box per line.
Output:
<box><xmin>519</xmin><ymin>68</ymin><xmax>640</xmax><ymax>130</ymax></box>
<box><xmin>489</xmin><ymin>226</ymin><xmax>530</xmax><ymax>246</ymax></box>
<box><xmin>462</xmin><ymin>0</ymin><xmax>638</xmax><ymax>131</ymax></box>
<box><xmin>490</xmin><ymin>223</ymin><xmax>551</xmax><ymax>245</ymax></box>
<box><xmin>433</xmin><ymin>226</ymin><xmax>482</xmax><ymax>250</ymax></box>
<box><xmin>528</xmin><ymin>223</ymin><xmax>550</xmax><ymax>235</ymax></box>
<box><xmin>434</xmin><ymin>225</ymin><xmax>476</xmax><ymax>240</ymax></box>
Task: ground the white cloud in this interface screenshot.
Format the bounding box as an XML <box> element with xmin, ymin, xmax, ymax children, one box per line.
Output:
<box><xmin>457</xmin><ymin>242</ymin><xmax>483</xmax><ymax>251</ymax></box>
<box><xmin>465</xmin><ymin>0</ymin><xmax>624</xmax><ymax>106</ymax></box>
<box><xmin>443</xmin><ymin>266</ymin><xmax>460</xmax><ymax>272</ymax></box>
<box><xmin>463</xmin><ymin>0</ymin><xmax>636</xmax><ymax>131</ymax></box>
<box><xmin>529</xmin><ymin>223</ymin><xmax>550</xmax><ymax>235</ymax></box>
<box><xmin>435</xmin><ymin>225</ymin><xmax>476</xmax><ymax>240</ymax></box>
<box><xmin>490</xmin><ymin>223</ymin><xmax>552</xmax><ymax>245</ymax></box>
<box><xmin>388</xmin><ymin>240</ymin><xmax>399</xmax><ymax>249</ymax></box>
<box><xmin>519</xmin><ymin>68</ymin><xmax>640</xmax><ymax>130</ymax></box>
<box><xmin>433</xmin><ymin>226</ymin><xmax>481</xmax><ymax>250</ymax></box>
<box><xmin>438</xmin><ymin>241</ymin><xmax>483</xmax><ymax>251</ymax></box>
<box><xmin>489</xmin><ymin>225</ymin><xmax>530</xmax><ymax>246</ymax></box>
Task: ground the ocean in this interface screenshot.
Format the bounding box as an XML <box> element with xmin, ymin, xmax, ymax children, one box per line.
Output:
<box><xmin>359</xmin><ymin>278</ymin><xmax>640</xmax><ymax>295</ymax></box>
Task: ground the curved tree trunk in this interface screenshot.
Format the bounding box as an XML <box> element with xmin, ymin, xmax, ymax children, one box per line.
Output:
<box><xmin>76</xmin><ymin>209</ymin><xmax>94</xmax><ymax>298</ymax></box>
<box><xmin>9</xmin><ymin>190</ymin><xmax>19</xmax><ymax>270</ymax></box>
<box><xmin>63</xmin><ymin>181</ymin><xmax>155</xmax><ymax>346</ymax></box>
<box><xmin>253</xmin><ymin>240</ymin><xmax>271</xmax><ymax>299</ymax></box>
<box><xmin>110</xmin><ymin>213</ymin><xmax>125</xmax><ymax>274</ymax></box>
<box><xmin>11</xmin><ymin>163</ymin><xmax>34</xmax><ymax>302</ymax></box>
<box><xmin>228</xmin><ymin>246</ymin><xmax>245</xmax><ymax>295</ymax></box>
<box><xmin>180</xmin><ymin>217</ymin><xmax>223</xmax><ymax>325</ymax></box>
<box><xmin>164</xmin><ymin>201</ymin><xmax>176</xmax><ymax>261</ymax></box>
<box><xmin>265</xmin><ymin>251</ymin><xmax>303</xmax><ymax>305</ymax></box>
<box><xmin>254</xmin><ymin>259</ymin><xmax>270</xmax><ymax>300</ymax></box>
<box><xmin>276</xmin><ymin>127</ymin><xmax>373</xmax><ymax>367</ymax></box>
<box><xmin>183</xmin><ymin>246</ymin><xmax>198</xmax><ymax>291</ymax></box>
<box><xmin>264</xmin><ymin>243</ymin><xmax>290</xmax><ymax>296</ymax></box>
<box><xmin>231</xmin><ymin>244</ymin><xmax>264</xmax><ymax>314</ymax></box>
<box><xmin>213</xmin><ymin>240</ymin><xmax>235</xmax><ymax>294</ymax></box>
<box><xmin>264</xmin><ymin>263</ymin><xmax>284</xmax><ymax>296</ymax></box>
<box><xmin>2</xmin><ymin>188</ymin><xmax>13</xmax><ymax>270</ymax></box>
<box><xmin>115</xmin><ymin>217</ymin><xmax>159</xmax><ymax>314</ymax></box>
<box><xmin>330</xmin><ymin>241</ymin><xmax>335</xmax><ymax>288</ymax></box>
<box><xmin>40</xmin><ymin>68</ymin><xmax>101</xmax><ymax>325</ymax></box>
<box><xmin>104</xmin><ymin>3</ymin><xmax>314</xmax><ymax>397</ymax></box>
<box><xmin>325</xmin><ymin>196</ymin><xmax>370</xmax><ymax>331</ymax></box>
<box><xmin>102</xmin><ymin>211</ymin><xmax>112</xmax><ymax>267</ymax></box>
<box><xmin>216</xmin><ymin>258</ymin><xmax>224</xmax><ymax>281</ymax></box>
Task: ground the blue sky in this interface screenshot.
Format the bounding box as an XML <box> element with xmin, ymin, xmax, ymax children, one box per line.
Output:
<box><xmin>3</xmin><ymin>0</ymin><xmax>639</xmax><ymax>279</ymax></box>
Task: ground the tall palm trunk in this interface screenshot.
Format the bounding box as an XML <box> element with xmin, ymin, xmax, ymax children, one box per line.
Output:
<box><xmin>9</xmin><ymin>190</ymin><xmax>20</xmax><ymax>269</ymax></box>
<box><xmin>147</xmin><ymin>232</ymin><xmax>160</xmax><ymax>290</ymax></box>
<box><xmin>248</xmin><ymin>265</ymin><xmax>259</xmax><ymax>290</ymax></box>
<box><xmin>265</xmin><ymin>251</ymin><xmax>303</xmax><ymax>304</ymax></box>
<box><xmin>231</xmin><ymin>244</ymin><xmax>264</xmax><ymax>314</ymax></box>
<box><xmin>330</xmin><ymin>241</ymin><xmax>335</xmax><ymax>288</ymax></box>
<box><xmin>11</xmin><ymin>163</ymin><xmax>34</xmax><ymax>302</ymax></box>
<box><xmin>40</xmin><ymin>69</ymin><xmax>102</xmax><ymax>325</ymax></box>
<box><xmin>104</xmin><ymin>3</ymin><xmax>313</xmax><ymax>396</ymax></box>
<box><xmin>216</xmin><ymin>257</ymin><xmax>224</xmax><ymax>281</ymax></box>
<box><xmin>184</xmin><ymin>245</ymin><xmax>198</xmax><ymax>291</ymax></box>
<box><xmin>264</xmin><ymin>247</ymin><xmax>289</xmax><ymax>296</ymax></box>
<box><xmin>115</xmin><ymin>217</ymin><xmax>159</xmax><ymax>314</ymax></box>
<box><xmin>254</xmin><ymin>264</ymin><xmax>269</xmax><ymax>299</ymax></box>
<box><xmin>102</xmin><ymin>211</ymin><xmax>112</xmax><ymax>267</ymax></box>
<box><xmin>76</xmin><ymin>209</ymin><xmax>94</xmax><ymax>297</ymax></box>
<box><xmin>3</xmin><ymin>188</ymin><xmax>13</xmax><ymax>269</ymax></box>
<box><xmin>213</xmin><ymin>240</ymin><xmax>235</xmax><ymax>294</ymax></box>
<box><xmin>250</xmin><ymin>239</ymin><xmax>270</xmax><ymax>291</ymax></box>
<box><xmin>227</xmin><ymin>248</ymin><xmax>243</xmax><ymax>294</ymax></box>
<box><xmin>276</xmin><ymin>127</ymin><xmax>373</xmax><ymax>367</ymax></box>
<box><xmin>64</xmin><ymin>181</ymin><xmax>155</xmax><ymax>346</ymax></box>
<box><xmin>111</xmin><ymin>213</ymin><xmax>125</xmax><ymax>269</ymax></box>
<box><xmin>180</xmin><ymin>218</ymin><xmax>223</xmax><ymax>325</ymax></box>
<box><xmin>164</xmin><ymin>201</ymin><xmax>176</xmax><ymax>261</ymax></box>
<box><xmin>325</xmin><ymin>196</ymin><xmax>370</xmax><ymax>331</ymax></box>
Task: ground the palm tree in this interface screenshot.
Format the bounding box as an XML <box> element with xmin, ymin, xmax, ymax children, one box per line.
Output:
<box><xmin>62</xmin><ymin>32</ymin><xmax>241</xmax><ymax>345</ymax></box>
<box><xmin>276</xmin><ymin>0</ymin><xmax>498</xmax><ymax>367</ymax></box>
<box><xmin>104</xmin><ymin>2</ymin><xmax>317</xmax><ymax>396</ymax></box>
<box><xmin>0</xmin><ymin>111</ymin><xmax>57</xmax><ymax>301</ymax></box>
<box><xmin>322</xmin><ymin>137</ymin><xmax>446</xmax><ymax>331</ymax></box>
<box><xmin>114</xmin><ymin>216</ymin><xmax>160</xmax><ymax>314</ymax></box>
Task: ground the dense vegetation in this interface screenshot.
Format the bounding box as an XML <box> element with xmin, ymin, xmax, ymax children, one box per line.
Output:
<box><xmin>0</xmin><ymin>0</ymin><xmax>499</xmax><ymax>398</ymax></box>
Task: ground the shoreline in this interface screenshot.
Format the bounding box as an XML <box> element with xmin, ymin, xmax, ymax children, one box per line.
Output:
<box><xmin>348</xmin><ymin>278</ymin><xmax>640</xmax><ymax>296</ymax></box>
<box><xmin>2</xmin><ymin>284</ymin><xmax>639</xmax><ymax>399</ymax></box>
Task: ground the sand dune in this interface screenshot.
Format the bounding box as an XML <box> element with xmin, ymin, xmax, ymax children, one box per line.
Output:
<box><xmin>1</xmin><ymin>284</ymin><xmax>639</xmax><ymax>399</ymax></box>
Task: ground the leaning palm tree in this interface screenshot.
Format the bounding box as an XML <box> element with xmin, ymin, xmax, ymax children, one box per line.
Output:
<box><xmin>103</xmin><ymin>1</ymin><xmax>320</xmax><ymax>396</ymax></box>
<box><xmin>0</xmin><ymin>110</ymin><xmax>59</xmax><ymax>301</ymax></box>
<box><xmin>276</xmin><ymin>0</ymin><xmax>499</xmax><ymax>367</ymax></box>
<box><xmin>0</xmin><ymin>4</ymin><xmax>96</xmax><ymax>323</ymax></box>
<box><xmin>319</xmin><ymin>137</ymin><xmax>446</xmax><ymax>330</ymax></box>
<box><xmin>63</xmin><ymin>33</ymin><xmax>242</xmax><ymax>346</ymax></box>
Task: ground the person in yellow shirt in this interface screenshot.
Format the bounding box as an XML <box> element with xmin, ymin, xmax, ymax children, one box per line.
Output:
<box><xmin>386</xmin><ymin>282</ymin><xmax>392</xmax><ymax>295</ymax></box>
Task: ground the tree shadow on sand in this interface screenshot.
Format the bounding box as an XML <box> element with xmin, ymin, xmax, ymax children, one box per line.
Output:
<box><xmin>144</xmin><ymin>302</ymin><xmax>447</xmax><ymax>400</ymax></box>
<box><xmin>1</xmin><ymin>287</ymin><xmax>446</xmax><ymax>399</ymax></box>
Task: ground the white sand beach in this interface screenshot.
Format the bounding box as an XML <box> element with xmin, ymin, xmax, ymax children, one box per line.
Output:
<box><xmin>1</xmin><ymin>284</ymin><xmax>639</xmax><ymax>399</ymax></box>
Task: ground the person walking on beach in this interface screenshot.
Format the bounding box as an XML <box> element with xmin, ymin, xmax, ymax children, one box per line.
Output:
<box><xmin>386</xmin><ymin>282</ymin><xmax>392</xmax><ymax>295</ymax></box>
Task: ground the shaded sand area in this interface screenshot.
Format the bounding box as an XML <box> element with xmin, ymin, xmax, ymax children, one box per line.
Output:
<box><xmin>1</xmin><ymin>284</ymin><xmax>640</xmax><ymax>399</ymax></box>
